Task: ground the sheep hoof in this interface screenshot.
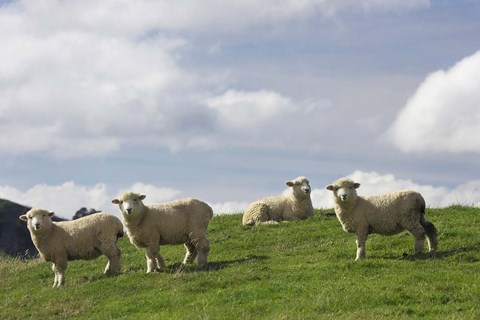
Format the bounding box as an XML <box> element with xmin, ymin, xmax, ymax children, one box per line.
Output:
<box><xmin>104</xmin><ymin>270</ymin><xmax>120</xmax><ymax>276</ymax></box>
<box><xmin>195</xmin><ymin>264</ymin><xmax>207</xmax><ymax>271</ymax></box>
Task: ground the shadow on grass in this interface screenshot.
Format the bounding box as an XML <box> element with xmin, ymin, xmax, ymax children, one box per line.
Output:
<box><xmin>167</xmin><ymin>254</ymin><xmax>270</xmax><ymax>274</ymax></box>
<box><xmin>78</xmin><ymin>271</ymin><xmax>121</xmax><ymax>284</ymax></box>
<box><xmin>393</xmin><ymin>242</ymin><xmax>480</xmax><ymax>261</ymax></box>
<box><xmin>77</xmin><ymin>255</ymin><xmax>269</xmax><ymax>283</ymax></box>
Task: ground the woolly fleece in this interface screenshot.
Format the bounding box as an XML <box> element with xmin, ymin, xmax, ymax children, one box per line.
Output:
<box><xmin>112</xmin><ymin>192</ymin><xmax>213</xmax><ymax>272</ymax></box>
<box><xmin>326</xmin><ymin>178</ymin><xmax>438</xmax><ymax>260</ymax></box>
<box><xmin>20</xmin><ymin>208</ymin><xmax>123</xmax><ymax>287</ymax></box>
<box><xmin>242</xmin><ymin>176</ymin><xmax>314</xmax><ymax>225</ymax></box>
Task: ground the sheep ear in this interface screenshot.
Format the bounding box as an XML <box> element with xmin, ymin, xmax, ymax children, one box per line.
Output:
<box><xmin>111</xmin><ymin>199</ymin><xmax>121</xmax><ymax>204</ymax></box>
<box><xmin>49</xmin><ymin>212</ymin><xmax>55</xmax><ymax>218</ymax></box>
<box><xmin>139</xmin><ymin>195</ymin><xmax>146</xmax><ymax>200</ymax></box>
<box><xmin>325</xmin><ymin>185</ymin><xmax>334</xmax><ymax>191</ymax></box>
<box><xmin>19</xmin><ymin>215</ymin><xmax>28</xmax><ymax>221</ymax></box>
<box><xmin>354</xmin><ymin>183</ymin><xmax>361</xmax><ymax>189</ymax></box>
<box><xmin>285</xmin><ymin>181</ymin><xmax>294</xmax><ymax>187</ymax></box>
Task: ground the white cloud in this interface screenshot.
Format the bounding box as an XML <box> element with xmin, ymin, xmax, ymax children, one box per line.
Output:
<box><xmin>0</xmin><ymin>0</ymin><xmax>431</xmax><ymax>159</ymax></box>
<box><xmin>0</xmin><ymin>181</ymin><xmax>181</xmax><ymax>219</ymax></box>
<box><xmin>116</xmin><ymin>183</ymin><xmax>181</xmax><ymax>204</ymax></box>
<box><xmin>0</xmin><ymin>1</ymin><xmax>213</xmax><ymax>158</ymax></box>
<box><xmin>209</xmin><ymin>201</ymin><xmax>249</xmax><ymax>215</ymax></box>
<box><xmin>206</xmin><ymin>90</ymin><xmax>294</xmax><ymax>128</ymax></box>
<box><xmin>316</xmin><ymin>170</ymin><xmax>480</xmax><ymax>208</ymax></box>
<box><xmin>388</xmin><ymin>51</ymin><xmax>480</xmax><ymax>154</ymax></box>
<box><xmin>1</xmin><ymin>1</ymin><xmax>429</xmax><ymax>36</ymax></box>
<box><xmin>0</xmin><ymin>181</ymin><xmax>110</xmax><ymax>218</ymax></box>
<box><xmin>206</xmin><ymin>89</ymin><xmax>332</xmax><ymax>150</ymax></box>
<box><xmin>0</xmin><ymin>180</ymin><xmax>245</xmax><ymax>218</ymax></box>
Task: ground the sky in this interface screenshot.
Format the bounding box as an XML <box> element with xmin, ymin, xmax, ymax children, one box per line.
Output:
<box><xmin>0</xmin><ymin>0</ymin><xmax>479</xmax><ymax>218</ymax></box>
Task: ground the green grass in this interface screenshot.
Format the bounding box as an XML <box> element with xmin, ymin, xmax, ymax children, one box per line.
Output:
<box><xmin>1</xmin><ymin>206</ymin><xmax>480</xmax><ymax>319</ymax></box>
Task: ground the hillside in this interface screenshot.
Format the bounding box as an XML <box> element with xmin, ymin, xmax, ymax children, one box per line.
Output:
<box><xmin>1</xmin><ymin>207</ymin><xmax>480</xmax><ymax>319</ymax></box>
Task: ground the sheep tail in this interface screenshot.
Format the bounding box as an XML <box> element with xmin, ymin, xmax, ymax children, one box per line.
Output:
<box><xmin>418</xmin><ymin>200</ymin><xmax>436</xmax><ymax>235</ymax></box>
<box><xmin>116</xmin><ymin>221</ymin><xmax>125</xmax><ymax>239</ymax></box>
<box><xmin>117</xmin><ymin>230</ymin><xmax>124</xmax><ymax>239</ymax></box>
<box><xmin>418</xmin><ymin>199</ymin><xmax>438</xmax><ymax>251</ymax></box>
<box><xmin>420</xmin><ymin>220</ymin><xmax>437</xmax><ymax>239</ymax></box>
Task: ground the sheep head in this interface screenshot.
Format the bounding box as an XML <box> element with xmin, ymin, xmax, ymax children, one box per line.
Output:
<box><xmin>19</xmin><ymin>208</ymin><xmax>55</xmax><ymax>234</ymax></box>
<box><xmin>112</xmin><ymin>192</ymin><xmax>146</xmax><ymax>218</ymax></box>
<box><xmin>326</xmin><ymin>178</ymin><xmax>360</xmax><ymax>204</ymax></box>
<box><xmin>286</xmin><ymin>176</ymin><xmax>311</xmax><ymax>198</ymax></box>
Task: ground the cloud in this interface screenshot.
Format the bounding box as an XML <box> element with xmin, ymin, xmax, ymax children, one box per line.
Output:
<box><xmin>116</xmin><ymin>183</ymin><xmax>181</xmax><ymax>204</ymax></box>
<box><xmin>388</xmin><ymin>51</ymin><xmax>480</xmax><ymax>154</ymax></box>
<box><xmin>0</xmin><ymin>19</ymin><xmax>202</xmax><ymax>157</ymax></box>
<box><xmin>0</xmin><ymin>181</ymin><xmax>180</xmax><ymax>219</ymax></box>
<box><xmin>0</xmin><ymin>182</ymin><xmax>110</xmax><ymax>217</ymax></box>
<box><xmin>0</xmin><ymin>180</ymin><xmax>247</xmax><ymax>218</ymax></box>
<box><xmin>1</xmin><ymin>1</ymin><xmax>430</xmax><ymax>35</ymax></box>
<box><xmin>314</xmin><ymin>170</ymin><xmax>480</xmax><ymax>208</ymax></box>
<box><xmin>0</xmin><ymin>0</ymin><xmax>430</xmax><ymax>159</ymax></box>
<box><xmin>209</xmin><ymin>201</ymin><xmax>250</xmax><ymax>215</ymax></box>
<box><xmin>206</xmin><ymin>90</ymin><xmax>294</xmax><ymax>128</ymax></box>
<box><xmin>206</xmin><ymin>89</ymin><xmax>332</xmax><ymax>150</ymax></box>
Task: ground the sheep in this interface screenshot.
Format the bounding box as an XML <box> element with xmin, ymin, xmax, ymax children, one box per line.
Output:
<box><xmin>326</xmin><ymin>178</ymin><xmax>438</xmax><ymax>260</ymax></box>
<box><xmin>242</xmin><ymin>176</ymin><xmax>314</xmax><ymax>226</ymax></box>
<box><xmin>19</xmin><ymin>208</ymin><xmax>124</xmax><ymax>288</ymax></box>
<box><xmin>111</xmin><ymin>192</ymin><xmax>213</xmax><ymax>272</ymax></box>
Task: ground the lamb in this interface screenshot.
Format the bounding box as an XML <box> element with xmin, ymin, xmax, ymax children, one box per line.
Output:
<box><xmin>19</xmin><ymin>208</ymin><xmax>124</xmax><ymax>287</ymax></box>
<box><xmin>326</xmin><ymin>178</ymin><xmax>438</xmax><ymax>260</ymax></box>
<box><xmin>111</xmin><ymin>192</ymin><xmax>213</xmax><ymax>272</ymax></box>
<box><xmin>242</xmin><ymin>176</ymin><xmax>314</xmax><ymax>226</ymax></box>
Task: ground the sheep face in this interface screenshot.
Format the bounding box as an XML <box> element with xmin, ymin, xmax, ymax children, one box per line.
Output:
<box><xmin>326</xmin><ymin>178</ymin><xmax>360</xmax><ymax>203</ymax></box>
<box><xmin>286</xmin><ymin>176</ymin><xmax>311</xmax><ymax>198</ymax></box>
<box><xmin>19</xmin><ymin>209</ymin><xmax>55</xmax><ymax>233</ymax></box>
<box><xmin>112</xmin><ymin>192</ymin><xmax>146</xmax><ymax>218</ymax></box>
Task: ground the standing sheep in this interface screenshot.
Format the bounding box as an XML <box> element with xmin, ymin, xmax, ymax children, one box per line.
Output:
<box><xmin>326</xmin><ymin>178</ymin><xmax>438</xmax><ymax>260</ymax></box>
<box><xmin>19</xmin><ymin>208</ymin><xmax>124</xmax><ymax>288</ymax></box>
<box><xmin>242</xmin><ymin>176</ymin><xmax>314</xmax><ymax>226</ymax></box>
<box><xmin>111</xmin><ymin>192</ymin><xmax>213</xmax><ymax>272</ymax></box>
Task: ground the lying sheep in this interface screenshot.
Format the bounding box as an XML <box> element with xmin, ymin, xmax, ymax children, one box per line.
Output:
<box><xmin>326</xmin><ymin>178</ymin><xmax>438</xmax><ymax>260</ymax></box>
<box><xmin>19</xmin><ymin>209</ymin><xmax>124</xmax><ymax>287</ymax></box>
<box><xmin>242</xmin><ymin>176</ymin><xmax>314</xmax><ymax>226</ymax></box>
<box><xmin>111</xmin><ymin>192</ymin><xmax>213</xmax><ymax>272</ymax></box>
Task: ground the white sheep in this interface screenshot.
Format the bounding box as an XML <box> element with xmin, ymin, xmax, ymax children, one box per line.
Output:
<box><xmin>111</xmin><ymin>192</ymin><xmax>213</xmax><ymax>272</ymax></box>
<box><xmin>19</xmin><ymin>208</ymin><xmax>124</xmax><ymax>287</ymax></box>
<box><xmin>242</xmin><ymin>176</ymin><xmax>314</xmax><ymax>226</ymax></box>
<box><xmin>326</xmin><ymin>178</ymin><xmax>438</xmax><ymax>260</ymax></box>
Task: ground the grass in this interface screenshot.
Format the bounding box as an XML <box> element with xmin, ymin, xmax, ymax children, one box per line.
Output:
<box><xmin>1</xmin><ymin>206</ymin><xmax>480</xmax><ymax>319</ymax></box>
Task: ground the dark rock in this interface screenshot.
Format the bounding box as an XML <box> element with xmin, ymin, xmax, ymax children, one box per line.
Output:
<box><xmin>0</xmin><ymin>199</ymin><xmax>66</xmax><ymax>258</ymax></box>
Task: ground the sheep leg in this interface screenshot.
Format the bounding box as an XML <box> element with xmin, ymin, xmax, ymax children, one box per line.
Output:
<box><xmin>52</xmin><ymin>260</ymin><xmax>67</xmax><ymax>288</ymax></box>
<box><xmin>422</xmin><ymin>220</ymin><xmax>438</xmax><ymax>253</ymax></box>
<box><xmin>145</xmin><ymin>245</ymin><xmax>165</xmax><ymax>273</ymax></box>
<box><xmin>195</xmin><ymin>238</ymin><xmax>210</xmax><ymax>269</ymax></box>
<box><xmin>407</xmin><ymin>223</ymin><xmax>426</xmax><ymax>255</ymax></box>
<box><xmin>355</xmin><ymin>232</ymin><xmax>368</xmax><ymax>260</ymax></box>
<box><xmin>183</xmin><ymin>242</ymin><xmax>197</xmax><ymax>265</ymax></box>
<box><xmin>100</xmin><ymin>243</ymin><xmax>121</xmax><ymax>275</ymax></box>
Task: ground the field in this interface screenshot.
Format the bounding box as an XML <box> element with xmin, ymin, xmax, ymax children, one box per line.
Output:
<box><xmin>1</xmin><ymin>206</ymin><xmax>479</xmax><ymax>319</ymax></box>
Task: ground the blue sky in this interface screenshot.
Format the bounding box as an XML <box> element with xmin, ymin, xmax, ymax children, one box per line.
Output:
<box><xmin>0</xmin><ymin>0</ymin><xmax>479</xmax><ymax>218</ymax></box>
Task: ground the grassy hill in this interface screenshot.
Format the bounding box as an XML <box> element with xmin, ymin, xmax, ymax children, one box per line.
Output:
<box><xmin>1</xmin><ymin>207</ymin><xmax>480</xmax><ymax>319</ymax></box>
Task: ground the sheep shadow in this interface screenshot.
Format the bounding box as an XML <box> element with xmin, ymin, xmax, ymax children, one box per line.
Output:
<box><xmin>393</xmin><ymin>242</ymin><xmax>480</xmax><ymax>261</ymax></box>
<box><xmin>167</xmin><ymin>254</ymin><xmax>270</xmax><ymax>274</ymax></box>
<box><xmin>77</xmin><ymin>272</ymin><xmax>120</xmax><ymax>284</ymax></box>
